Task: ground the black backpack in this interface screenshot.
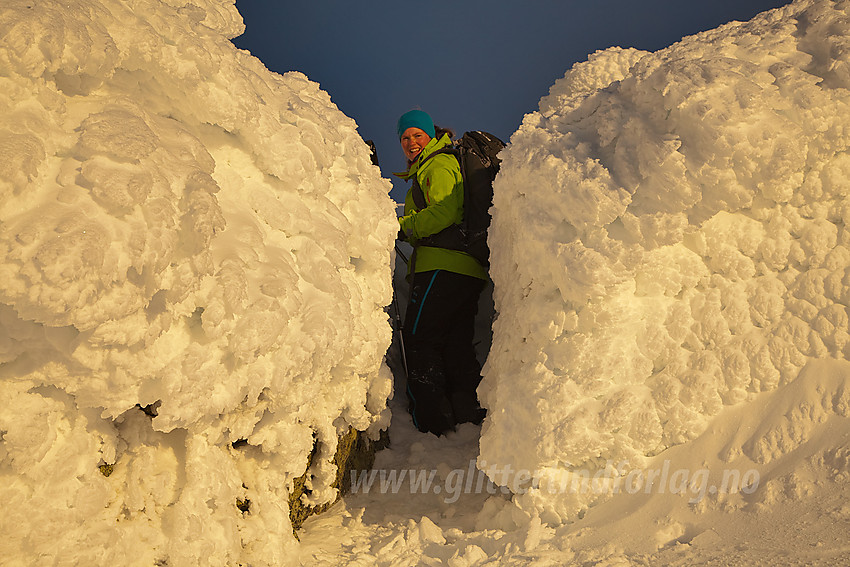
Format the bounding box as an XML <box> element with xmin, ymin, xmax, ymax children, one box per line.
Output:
<box><xmin>411</xmin><ymin>131</ymin><xmax>505</xmax><ymax>268</ymax></box>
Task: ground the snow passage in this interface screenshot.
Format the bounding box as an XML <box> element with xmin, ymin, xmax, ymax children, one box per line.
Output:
<box><xmin>2</xmin><ymin>0</ymin><xmax>850</xmax><ymax>565</ymax></box>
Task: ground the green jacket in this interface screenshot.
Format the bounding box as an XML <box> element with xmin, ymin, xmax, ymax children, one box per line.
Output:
<box><xmin>396</xmin><ymin>135</ymin><xmax>488</xmax><ymax>281</ymax></box>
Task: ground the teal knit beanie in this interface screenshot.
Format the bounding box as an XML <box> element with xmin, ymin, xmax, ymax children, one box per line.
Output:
<box><xmin>397</xmin><ymin>110</ymin><xmax>435</xmax><ymax>140</ymax></box>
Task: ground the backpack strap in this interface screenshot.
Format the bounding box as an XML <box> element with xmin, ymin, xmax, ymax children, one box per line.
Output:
<box><xmin>411</xmin><ymin>172</ymin><xmax>427</xmax><ymax>210</ymax></box>
<box><xmin>409</xmin><ymin>147</ymin><xmax>459</xmax><ymax>212</ymax></box>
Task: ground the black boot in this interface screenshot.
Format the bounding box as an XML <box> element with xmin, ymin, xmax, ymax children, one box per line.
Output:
<box><xmin>450</xmin><ymin>391</ymin><xmax>486</xmax><ymax>425</ymax></box>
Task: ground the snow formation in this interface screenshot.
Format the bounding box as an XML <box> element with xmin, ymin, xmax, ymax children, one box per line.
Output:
<box><xmin>0</xmin><ymin>0</ymin><xmax>396</xmax><ymax>564</ymax></box>
<box><xmin>4</xmin><ymin>0</ymin><xmax>850</xmax><ymax>564</ymax></box>
<box><xmin>482</xmin><ymin>0</ymin><xmax>850</xmax><ymax>523</ymax></box>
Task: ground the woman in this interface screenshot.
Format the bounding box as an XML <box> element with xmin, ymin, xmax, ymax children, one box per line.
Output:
<box><xmin>395</xmin><ymin>109</ymin><xmax>488</xmax><ymax>436</ymax></box>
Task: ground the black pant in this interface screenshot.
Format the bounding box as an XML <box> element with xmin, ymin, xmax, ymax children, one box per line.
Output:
<box><xmin>403</xmin><ymin>269</ymin><xmax>486</xmax><ymax>435</ymax></box>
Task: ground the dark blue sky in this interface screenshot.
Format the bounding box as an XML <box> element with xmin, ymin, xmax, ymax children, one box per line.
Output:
<box><xmin>232</xmin><ymin>0</ymin><xmax>792</xmax><ymax>202</ymax></box>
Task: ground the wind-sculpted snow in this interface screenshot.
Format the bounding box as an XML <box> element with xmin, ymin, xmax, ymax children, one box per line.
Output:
<box><xmin>0</xmin><ymin>0</ymin><xmax>396</xmax><ymax>564</ymax></box>
<box><xmin>481</xmin><ymin>0</ymin><xmax>850</xmax><ymax>521</ymax></box>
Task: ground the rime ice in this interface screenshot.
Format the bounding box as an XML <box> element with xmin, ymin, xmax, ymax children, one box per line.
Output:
<box><xmin>4</xmin><ymin>0</ymin><xmax>850</xmax><ymax>565</ymax></box>
<box><xmin>481</xmin><ymin>0</ymin><xmax>850</xmax><ymax>523</ymax></box>
<box><xmin>0</xmin><ymin>0</ymin><xmax>396</xmax><ymax>564</ymax></box>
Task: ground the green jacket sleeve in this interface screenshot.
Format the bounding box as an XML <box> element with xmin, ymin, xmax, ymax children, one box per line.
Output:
<box><xmin>398</xmin><ymin>154</ymin><xmax>463</xmax><ymax>240</ymax></box>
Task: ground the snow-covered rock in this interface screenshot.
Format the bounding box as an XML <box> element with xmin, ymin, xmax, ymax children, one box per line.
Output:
<box><xmin>0</xmin><ymin>0</ymin><xmax>397</xmax><ymax>564</ymax></box>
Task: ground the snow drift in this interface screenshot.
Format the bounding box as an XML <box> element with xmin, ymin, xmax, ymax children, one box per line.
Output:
<box><xmin>482</xmin><ymin>0</ymin><xmax>850</xmax><ymax>523</ymax></box>
<box><xmin>0</xmin><ymin>0</ymin><xmax>396</xmax><ymax>564</ymax></box>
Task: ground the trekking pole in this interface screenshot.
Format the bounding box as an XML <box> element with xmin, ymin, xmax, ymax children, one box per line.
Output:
<box><xmin>391</xmin><ymin>285</ymin><xmax>409</xmax><ymax>379</ymax></box>
<box><xmin>392</xmin><ymin>242</ymin><xmax>409</xmax><ymax>379</ymax></box>
<box><xmin>394</xmin><ymin>243</ymin><xmax>409</xmax><ymax>266</ymax></box>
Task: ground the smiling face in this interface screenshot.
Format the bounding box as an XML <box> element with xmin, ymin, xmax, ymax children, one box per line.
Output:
<box><xmin>400</xmin><ymin>127</ymin><xmax>432</xmax><ymax>162</ymax></box>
